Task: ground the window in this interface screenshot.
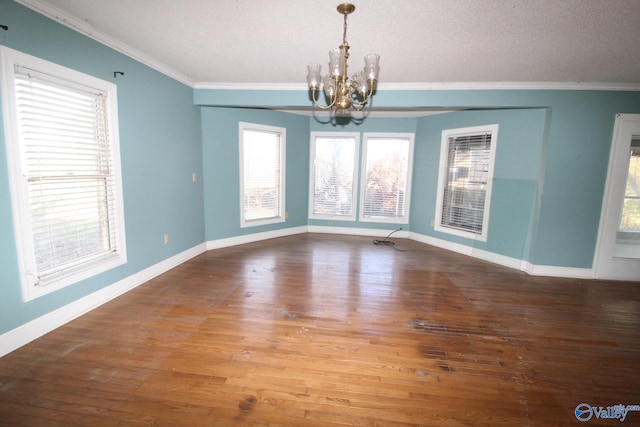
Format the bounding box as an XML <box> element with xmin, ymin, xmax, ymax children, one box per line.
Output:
<box><xmin>617</xmin><ymin>137</ymin><xmax>640</xmax><ymax>242</ymax></box>
<box><xmin>239</xmin><ymin>122</ymin><xmax>286</xmax><ymax>227</ymax></box>
<box><xmin>1</xmin><ymin>47</ymin><xmax>126</xmax><ymax>301</ymax></box>
<box><xmin>435</xmin><ymin>124</ymin><xmax>498</xmax><ymax>241</ymax></box>
<box><xmin>309</xmin><ymin>132</ymin><xmax>359</xmax><ymax>220</ymax></box>
<box><xmin>360</xmin><ymin>133</ymin><xmax>414</xmax><ymax>223</ymax></box>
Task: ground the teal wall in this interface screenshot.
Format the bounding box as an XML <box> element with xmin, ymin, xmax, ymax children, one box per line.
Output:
<box><xmin>0</xmin><ymin>1</ymin><xmax>204</xmax><ymax>334</ymax></box>
<box><xmin>2</xmin><ymin>0</ymin><xmax>640</xmax><ymax>339</ymax></box>
<box><xmin>201</xmin><ymin>108</ymin><xmax>309</xmax><ymax>240</ymax></box>
<box><xmin>411</xmin><ymin>109</ymin><xmax>548</xmax><ymax>261</ymax></box>
<box><xmin>196</xmin><ymin>89</ymin><xmax>640</xmax><ymax>268</ymax></box>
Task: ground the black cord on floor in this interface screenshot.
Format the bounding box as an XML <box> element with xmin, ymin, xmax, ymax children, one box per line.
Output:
<box><xmin>373</xmin><ymin>228</ymin><xmax>406</xmax><ymax>251</ymax></box>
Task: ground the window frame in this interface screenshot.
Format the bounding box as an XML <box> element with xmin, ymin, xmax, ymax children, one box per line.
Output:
<box><xmin>0</xmin><ymin>46</ymin><xmax>127</xmax><ymax>301</ymax></box>
<box><xmin>434</xmin><ymin>124</ymin><xmax>499</xmax><ymax>242</ymax></box>
<box><xmin>239</xmin><ymin>122</ymin><xmax>286</xmax><ymax>228</ymax></box>
<box><xmin>308</xmin><ymin>132</ymin><xmax>360</xmax><ymax>221</ymax></box>
<box><xmin>359</xmin><ymin>132</ymin><xmax>415</xmax><ymax>224</ymax></box>
<box><xmin>616</xmin><ymin>137</ymin><xmax>640</xmax><ymax>241</ymax></box>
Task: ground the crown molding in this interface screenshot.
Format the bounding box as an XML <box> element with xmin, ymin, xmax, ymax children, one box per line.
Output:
<box><xmin>195</xmin><ymin>81</ymin><xmax>640</xmax><ymax>92</ymax></box>
<box><xmin>194</xmin><ymin>82</ymin><xmax>305</xmax><ymax>90</ymax></box>
<box><xmin>379</xmin><ymin>81</ymin><xmax>640</xmax><ymax>91</ymax></box>
<box><xmin>15</xmin><ymin>0</ymin><xmax>195</xmax><ymax>87</ymax></box>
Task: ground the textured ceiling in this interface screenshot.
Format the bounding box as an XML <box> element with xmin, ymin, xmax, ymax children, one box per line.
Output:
<box><xmin>18</xmin><ymin>0</ymin><xmax>640</xmax><ymax>88</ymax></box>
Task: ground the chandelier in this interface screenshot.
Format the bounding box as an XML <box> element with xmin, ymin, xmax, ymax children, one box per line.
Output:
<box><xmin>306</xmin><ymin>3</ymin><xmax>380</xmax><ymax>114</ymax></box>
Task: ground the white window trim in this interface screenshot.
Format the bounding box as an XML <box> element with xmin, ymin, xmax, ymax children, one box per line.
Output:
<box><xmin>359</xmin><ymin>132</ymin><xmax>415</xmax><ymax>224</ymax></box>
<box><xmin>0</xmin><ymin>46</ymin><xmax>127</xmax><ymax>301</ymax></box>
<box><xmin>239</xmin><ymin>122</ymin><xmax>286</xmax><ymax>228</ymax></box>
<box><xmin>434</xmin><ymin>124</ymin><xmax>499</xmax><ymax>242</ymax></box>
<box><xmin>308</xmin><ymin>132</ymin><xmax>360</xmax><ymax>221</ymax></box>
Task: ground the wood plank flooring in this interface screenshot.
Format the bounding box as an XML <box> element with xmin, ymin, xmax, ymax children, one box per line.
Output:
<box><xmin>1</xmin><ymin>234</ymin><xmax>639</xmax><ymax>426</ymax></box>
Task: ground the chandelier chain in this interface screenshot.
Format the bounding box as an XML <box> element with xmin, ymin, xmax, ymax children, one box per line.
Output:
<box><xmin>343</xmin><ymin>13</ymin><xmax>349</xmax><ymax>46</ymax></box>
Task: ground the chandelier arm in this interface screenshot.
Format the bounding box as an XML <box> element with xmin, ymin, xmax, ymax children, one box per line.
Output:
<box><xmin>351</xmin><ymin>98</ymin><xmax>369</xmax><ymax>108</ymax></box>
<box><xmin>310</xmin><ymin>87</ymin><xmax>339</xmax><ymax>110</ymax></box>
<box><xmin>351</xmin><ymin>79</ymin><xmax>377</xmax><ymax>107</ymax></box>
<box><xmin>350</xmin><ymin>101</ymin><xmax>366</xmax><ymax>112</ymax></box>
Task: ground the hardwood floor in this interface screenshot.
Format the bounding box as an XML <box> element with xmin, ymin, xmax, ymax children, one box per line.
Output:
<box><xmin>1</xmin><ymin>234</ymin><xmax>639</xmax><ymax>426</ymax></box>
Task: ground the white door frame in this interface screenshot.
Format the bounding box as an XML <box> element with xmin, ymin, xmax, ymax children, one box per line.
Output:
<box><xmin>593</xmin><ymin>113</ymin><xmax>640</xmax><ymax>281</ymax></box>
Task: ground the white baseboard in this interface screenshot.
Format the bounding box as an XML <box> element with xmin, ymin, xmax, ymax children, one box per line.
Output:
<box><xmin>409</xmin><ymin>231</ymin><xmax>595</xmax><ymax>278</ymax></box>
<box><xmin>0</xmin><ymin>243</ymin><xmax>207</xmax><ymax>358</ymax></box>
<box><xmin>1</xmin><ymin>226</ymin><xmax>600</xmax><ymax>357</ymax></box>
<box><xmin>409</xmin><ymin>231</ymin><xmax>525</xmax><ymax>271</ymax></box>
<box><xmin>308</xmin><ymin>225</ymin><xmax>410</xmax><ymax>239</ymax></box>
<box><xmin>207</xmin><ymin>227</ymin><xmax>595</xmax><ymax>279</ymax></box>
<box><xmin>525</xmin><ymin>263</ymin><xmax>594</xmax><ymax>279</ymax></box>
<box><xmin>205</xmin><ymin>226</ymin><xmax>307</xmax><ymax>250</ymax></box>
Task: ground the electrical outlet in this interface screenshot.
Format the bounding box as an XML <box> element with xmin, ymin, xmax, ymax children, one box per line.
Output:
<box><xmin>164</xmin><ymin>234</ymin><xmax>169</xmax><ymax>245</ymax></box>
<box><xmin>285</xmin><ymin>212</ymin><xmax>289</xmax><ymax>219</ymax></box>
<box><xmin>192</xmin><ymin>172</ymin><xmax>197</xmax><ymax>182</ymax></box>
<box><xmin>430</xmin><ymin>219</ymin><xmax>435</xmax><ymax>227</ymax></box>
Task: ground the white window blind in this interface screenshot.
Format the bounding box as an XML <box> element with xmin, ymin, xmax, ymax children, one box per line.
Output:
<box><xmin>310</xmin><ymin>134</ymin><xmax>357</xmax><ymax>219</ymax></box>
<box><xmin>15</xmin><ymin>67</ymin><xmax>119</xmax><ymax>282</ymax></box>
<box><xmin>435</xmin><ymin>124</ymin><xmax>498</xmax><ymax>241</ymax></box>
<box><xmin>360</xmin><ymin>135</ymin><xmax>413</xmax><ymax>223</ymax></box>
<box><xmin>1</xmin><ymin>46</ymin><xmax>126</xmax><ymax>300</ymax></box>
<box><xmin>240</xmin><ymin>123</ymin><xmax>285</xmax><ymax>227</ymax></box>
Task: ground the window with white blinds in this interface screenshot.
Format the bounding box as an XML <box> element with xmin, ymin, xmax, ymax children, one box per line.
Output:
<box><xmin>239</xmin><ymin>122</ymin><xmax>286</xmax><ymax>227</ymax></box>
<box><xmin>309</xmin><ymin>133</ymin><xmax>359</xmax><ymax>220</ymax></box>
<box><xmin>435</xmin><ymin>124</ymin><xmax>498</xmax><ymax>241</ymax></box>
<box><xmin>360</xmin><ymin>134</ymin><xmax>414</xmax><ymax>223</ymax></box>
<box><xmin>1</xmin><ymin>47</ymin><xmax>126</xmax><ymax>301</ymax></box>
<box><xmin>616</xmin><ymin>138</ymin><xmax>640</xmax><ymax>242</ymax></box>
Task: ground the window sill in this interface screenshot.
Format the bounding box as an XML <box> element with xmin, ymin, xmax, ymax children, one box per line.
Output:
<box><xmin>22</xmin><ymin>251</ymin><xmax>127</xmax><ymax>302</ymax></box>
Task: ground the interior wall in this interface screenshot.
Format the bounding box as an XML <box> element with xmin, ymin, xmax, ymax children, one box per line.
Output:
<box><xmin>527</xmin><ymin>91</ymin><xmax>640</xmax><ymax>267</ymax></box>
<box><xmin>3</xmin><ymin>0</ymin><xmax>640</xmax><ymax>346</ymax></box>
<box><xmin>201</xmin><ymin>107</ymin><xmax>310</xmax><ymax>241</ymax></box>
<box><xmin>0</xmin><ymin>1</ymin><xmax>204</xmax><ymax>335</ymax></box>
<box><xmin>197</xmin><ymin>88</ymin><xmax>640</xmax><ymax>269</ymax></box>
<box><xmin>200</xmin><ymin>105</ymin><xmax>551</xmax><ymax>266</ymax></box>
<box><xmin>411</xmin><ymin>108</ymin><xmax>549</xmax><ymax>263</ymax></box>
